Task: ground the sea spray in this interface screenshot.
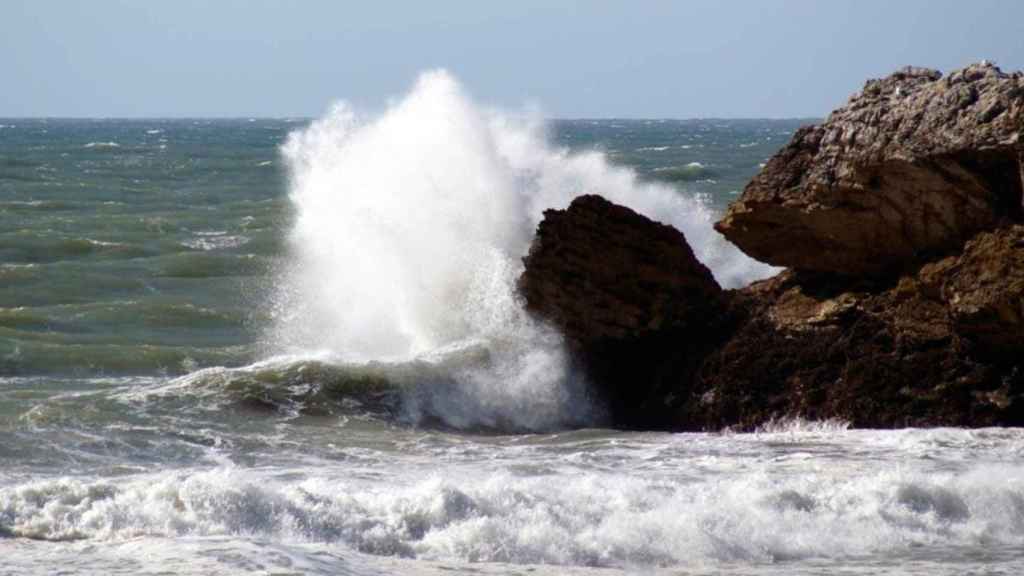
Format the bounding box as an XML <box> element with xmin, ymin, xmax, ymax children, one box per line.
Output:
<box><xmin>272</xmin><ymin>69</ymin><xmax>775</xmax><ymax>430</ymax></box>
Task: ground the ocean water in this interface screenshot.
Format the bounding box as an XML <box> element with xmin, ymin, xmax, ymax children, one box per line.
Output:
<box><xmin>3</xmin><ymin>72</ymin><xmax>1022</xmax><ymax>575</ymax></box>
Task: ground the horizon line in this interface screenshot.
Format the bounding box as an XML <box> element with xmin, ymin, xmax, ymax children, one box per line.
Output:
<box><xmin>0</xmin><ymin>115</ymin><xmax>823</xmax><ymax>122</ymax></box>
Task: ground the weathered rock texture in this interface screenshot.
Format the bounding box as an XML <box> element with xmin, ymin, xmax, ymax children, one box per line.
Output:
<box><xmin>687</xmin><ymin>264</ymin><xmax>1024</xmax><ymax>430</ymax></box>
<box><xmin>716</xmin><ymin>63</ymin><xmax>1024</xmax><ymax>276</ymax></box>
<box><xmin>519</xmin><ymin>63</ymin><xmax>1024</xmax><ymax>431</ymax></box>
<box><xmin>519</xmin><ymin>195</ymin><xmax>731</xmax><ymax>427</ymax></box>
<box><xmin>921</xmin><ymin>225</ymin><xmax>1024</xmax><ymax>353</ymax></box>
<box><xmin>520</xmin><ymin>196</ymin><xmax>1024</xmax><ymax>430</ymax></box>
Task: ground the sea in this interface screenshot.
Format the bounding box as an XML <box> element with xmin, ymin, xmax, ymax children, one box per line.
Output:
<box><xmin>3</xmin><ymin>72</ymin><xmax>1023</xmax><ymax>575</ymax></box>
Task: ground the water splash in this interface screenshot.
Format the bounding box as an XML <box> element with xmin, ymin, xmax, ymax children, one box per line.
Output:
<box><xmin>270</xmin><ymin>69</ymin><xmax>774</xmax><ymax>430</ymax></box>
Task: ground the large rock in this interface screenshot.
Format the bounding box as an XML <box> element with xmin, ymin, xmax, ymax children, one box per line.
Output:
<box><xmin>716</xmin><ymin>63</ymin><xmax>1024</xmax><ymax>276</ymax></box>
<box><xmin>519</xmin><ymin>195</ymin><xmax>730</xmax><ymax>427</ymax></box>
<box><xmin>518</xmin><ymin>64</ymin><xmax>1024</xmax><ymax>431</ymax></box>
<box><xmin>519</xmin><ymin>195</ymin><xmax>1024</xmax><ymax>431</ymax></box>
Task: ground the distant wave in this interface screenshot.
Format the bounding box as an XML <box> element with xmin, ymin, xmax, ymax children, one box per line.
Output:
<box><xmin>652</xmin><ymin>161</ymin><xmax>716</xmax><ymax>182</ymax></box>
<box><xmin>83</xmin><ymin>141</ymin><xmax>120</xmax><ymax>149</ymax></box>
<box><xmin>181</xmin><ymin>232</ymin><xmax>251</xmax><ymax>251</ymax></box>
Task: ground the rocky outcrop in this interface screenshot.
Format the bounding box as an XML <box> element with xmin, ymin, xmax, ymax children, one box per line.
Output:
<box><xmin>518</xmin><ymin>63</ymin><xmax>1024</xmax><ymax>431</ymax></box>
<box><xmin>716</xmin><ymin>63</ymin><xmax>1024</xmax><ymax>276</ymax></box>
<box><xmin>522</xmin><ymin>194</ymin><xmax>1024</xmax><ymax>430</ymax></box>
<box><xmin>518</xmin><ymin>195</ymin><xmax>731</xmax><ymax>427</ymax></box>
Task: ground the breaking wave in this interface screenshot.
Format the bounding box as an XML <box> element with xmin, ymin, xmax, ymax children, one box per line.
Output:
<box><xmin>267</xmin><ymin>69</ymin><xmax>773</xmax><ymax>432</ymax></box>
<box><xmin>4</xmin><ymin>462</ymin><xmax>1024</xmax><ymax>568</ymax></box>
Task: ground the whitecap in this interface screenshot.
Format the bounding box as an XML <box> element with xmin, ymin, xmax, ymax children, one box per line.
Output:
<box><xmin>181</xmin><ymin>234</ymin><xmax>250</xmax><ymax>251</ymax></box>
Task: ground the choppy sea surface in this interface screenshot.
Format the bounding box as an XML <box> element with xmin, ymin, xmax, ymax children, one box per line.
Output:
<box><xmin>3</xmin><ymin>75</ymin><xmax>1022</xmax><ymax>575</ymax></box>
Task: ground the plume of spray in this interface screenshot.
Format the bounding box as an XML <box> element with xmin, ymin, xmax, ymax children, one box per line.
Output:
<box><xmin>272</xmin><ymin>70</ymin><xmax>775</xmax><ymax>431</ymax></box>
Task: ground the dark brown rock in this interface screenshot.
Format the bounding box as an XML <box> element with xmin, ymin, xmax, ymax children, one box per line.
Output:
<box><xmin>518</xmin><ymin>65</ymin><xmax>1024</xmax><ymax>431</ymax></box>
<box><xmin>686</xmin><ymin>264</ymin><xmax>1024</xmax><ymax>431</ymax></box>
<box><xmin>518</xmin><ymin>196</ymin><xmax>1024</xmax><ymax>431</ymax></box>
<box><xmin>519</xmin><ymin>194</ymin><xmax>730</xmax><ymax>427</ymax></box>
<box><xmin>716</xmin><ymin>63</ymin><xmax>1024</xmax><ymax>277</ymax></box>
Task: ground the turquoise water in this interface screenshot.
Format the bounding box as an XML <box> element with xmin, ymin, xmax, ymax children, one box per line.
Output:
<box><xmin>5</xmin><ymin>108</ymin><xmax>1022</xmax><ymax>576</ymax></box>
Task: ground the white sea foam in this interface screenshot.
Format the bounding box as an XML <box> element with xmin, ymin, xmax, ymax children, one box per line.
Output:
<box><xmin>3</xmin><ymin>460</ymin><xmax>1024</xmax><ymax>568</ymax></box>
<box><xmin>83</xmin><ymin>141</ymin><xmax>120</xmax><ymax>149</ymax></box>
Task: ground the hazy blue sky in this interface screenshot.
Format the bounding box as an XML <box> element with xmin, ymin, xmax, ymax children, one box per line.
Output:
<box><xmin>5</xmin><ymin>0</ymin><xmax>1023</xmax><ymax>118</ymax></box>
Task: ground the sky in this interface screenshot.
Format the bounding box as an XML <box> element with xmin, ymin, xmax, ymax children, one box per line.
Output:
<box><xmin>4</xmin><ymin>0</ymin><xmax>1023</xmax><ymax>118</ymax></box>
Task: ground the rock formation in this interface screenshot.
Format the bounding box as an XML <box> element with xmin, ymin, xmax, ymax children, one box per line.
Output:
<box><xmin>519</xmin><ymin>63</ymin><xmax>1024</xmax><ymax>430</ymax></box>
<box><xmin>716</xmin><ymin>63</ymin><xmax>1024</xmax><ymax>277</ymax></box>
<box><xmin>688</xmin><ymin>264</ymin><xmax>1023</xmax><ymax>430</ymax></box>
<box><xmin>519</xmin><ymin>194</ymin><xmax>731</xmax><ymax>427</ymax></box>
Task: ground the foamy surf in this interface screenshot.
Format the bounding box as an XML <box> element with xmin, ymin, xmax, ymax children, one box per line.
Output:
<box><xmin>3</xmin><ymin>429</ymin><xmax>1024</xmax><ymax>575</ymax></box>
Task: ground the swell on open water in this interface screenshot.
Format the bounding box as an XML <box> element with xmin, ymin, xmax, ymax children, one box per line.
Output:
<box><xmin>2</xmin><ymin>71</ymin><xmax>1023</xmax><ymax>575</ymax></box>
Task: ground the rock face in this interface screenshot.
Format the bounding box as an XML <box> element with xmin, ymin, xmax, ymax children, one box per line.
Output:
<box><xmin>716</xmin><ymin>63</ymin><xmax>1024</xmax><ymax>276</ymax></box>
<box><xmin>522</xmin><ymin>195</ymin><xmax>1024</xmax><ymax>430</ymax></box>
<box><xmin>921</xmin><ymin>225</ymin><xmax>1024</xmax><ymax>353</ymax></box>
<box><xmin>518</xmin><ymin>63</ymin><xmax>1024</xmax><ymax>431</ymax></box>
<box><xmin>518</xmin><ymin>195</ymin><xmax>730</xmax><ymax>427</ymax></box>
